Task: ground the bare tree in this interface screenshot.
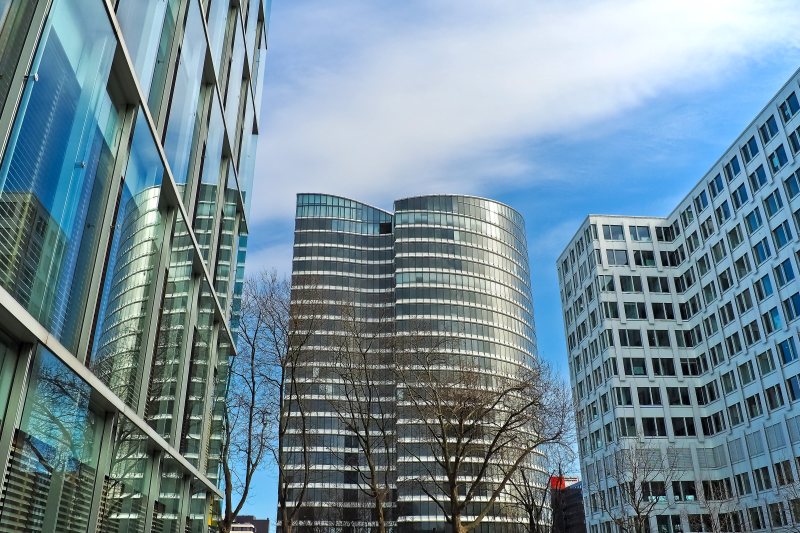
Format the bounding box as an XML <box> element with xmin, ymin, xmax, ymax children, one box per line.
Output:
<box><xmin>217</xmin><ymin>270</ymin><xmax>322</xmax><ymax>533</ymax></box>
<box><xmin>593</xmin><ymin>438</ymin><xmax>682</xmax><ymax>533</ymax></box>
<box><xmin>686</xmin><ymin>478</ymin><xmax>741</xmax><ymax>533</ymax></box>
<box><xmin>398</xmin><ymin>346</ymin><xmax>573</xmax><ymax>533</ymax></box>
<box><xmin>328</xmin><ymin>299</ymin><xmax>396</xmax><ymax>533</ymax></box>
<box><xmin>507</xmin><ymin>444</ymin><xmax>576</xmax><ymax>533</ymax></box>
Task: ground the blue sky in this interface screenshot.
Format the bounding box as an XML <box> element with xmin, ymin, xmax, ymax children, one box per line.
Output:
<box><xmin>241</xmin><ymin>0</ymin><xmax>800</xmax><ymax>523</ymax></box>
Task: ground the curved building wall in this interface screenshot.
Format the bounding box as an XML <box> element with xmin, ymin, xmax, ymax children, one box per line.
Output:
<box><xmin>393</xmin><ymin>195</ymin><xmax>539</xmax><ymax>533</ymax></box>
<box><xmin>286</xmin><ymin>194</ymin><xmax>544</xmax><ymax>533</ymax></box>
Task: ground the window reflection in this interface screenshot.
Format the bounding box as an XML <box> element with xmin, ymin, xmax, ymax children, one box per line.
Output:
<box><xmin>147</xmin><ymin>215</ymin><xmax>195</xmax><ymax>439</ymax></box>
<box><xmin>97</xmin><ymin>415</ymin><xmax>151</xmax><ymax>532</ymax></box>
<box><xmin>0</xmin><ymin>0</ymin><xmax>123</xmax><ymax>353</ymax></box>
<box><xmin>0</xmin><ymin>1</ymin><xmax>38</xmax><ymax>112</ymax></box>
<box><xmin>162</xmin><ymin>0</ymin><xmax>206</xmax><ymax>189</ymax></box>
<box><xmin>0</xmin><ymin>347</ymin><xmax>101</xmax><ymax>530</ymax></box>
<box><xmin>91</xmin><ymin>109</ymin><xmax>164</xmax><ymax>410</ymax></box>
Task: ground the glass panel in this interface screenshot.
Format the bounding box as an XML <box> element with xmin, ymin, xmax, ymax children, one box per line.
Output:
<box><xmin>192</xmin><ymin>93</ymin><xmax>225</xmax><ymax>262</ymax></box>
<box><xmin>0</xmin><ymin>1</ymin><xmax>39</xmax><ymax>113</ymax></box>
<box><xmin>213</xmin><ymin>173</ymin><xmax>239</xmax><ymax>311</ymax></box>
<box><xmin>206</xmin><ymin>0</ymin><xmax>229</xmax><ymax>74</ymax></box>
<box><xmin>0</xmin><ymin>334</ymin><xmax>16</xmax><ymax>429</ymax></box>
<box><xmin>205</xmin><ymin>338</ymin><xmax>230</xmax><ymax>486</ymax></box>
<box><xmin>253</xmin><ymin>29</ymin><xmax>268</xmax><ymax>117</ymax></box>
<box><xmin>96</xmin><ymin>415</ymin><xmax>151</xmax><ymax>532</ymax></box>
<box><xmin>154</xmin><ymin>457</ymin><xmax>182</xmax><ymax>533</ymax></box>
<box><xmin>224</xmin><ymin>18</ymin><xmax>245</xmax><ymax>133</ymax></box>
<box><xmin>146</xmin><ymin>214</ymin><xmax>194</xmax><ymax>439</ymax></box>
<box><xmin>180</xmin><ymin>282</ymin><xmax>215</xmax><ymax>468</ymax></box>
<box><xmin>0</xmin><ymin>346</ymin><xmax>101</xmax><ymax>531</ymax></box>
<box><xmin>91</xmin><ymin>109</ymin><xmax>164</xmax><ymax>410</ymax></box>
<box><xmin>115</xmin><ymin>0</ymin><xmax>179</xmax><ymax>99</ymax></box>
<box><xmin>162</xmin><ymin>0</ymin><xmax>206</xmax><ymax>189</ymax></box>
<box><xmin>239</xmin><ymin>126</ymin><xmax>258</xmax><ymax>215</ymax></box>
<box><xmin>0</xmin><ymin>0</ymin><xmax>123</xmax><ymax>353</ymax></box>
<box><xmin>245</xmin><ymin>0</ymin><xmax>260</xmax><ymax>66</ymax></box>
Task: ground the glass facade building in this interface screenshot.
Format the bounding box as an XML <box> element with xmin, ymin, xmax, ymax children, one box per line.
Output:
<box><xmin>286</xmin><ymin>193</ymin><xmax>544</xmax><ymax>532</ymax></box>
<box><xmin>559</xmin><ymin>69</ymin><xmax>800</xmax><ymax>532</ymax></box>
<box><xmin>0</xmin><ymin>0</ymin><xmax>269</xmax><ymax>530</ymax></box>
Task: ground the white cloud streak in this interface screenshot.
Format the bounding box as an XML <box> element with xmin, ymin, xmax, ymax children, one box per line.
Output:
<box><xmin>253</xmin><ymin>0</ymin><xmax>800</xmax><ymax>221</ymax></box>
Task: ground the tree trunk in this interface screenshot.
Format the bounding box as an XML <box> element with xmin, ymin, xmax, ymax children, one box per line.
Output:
<box><xmin>375</xmin><ymin>495</ymin><xmax>386</xmax><ymax>533</ymax></box>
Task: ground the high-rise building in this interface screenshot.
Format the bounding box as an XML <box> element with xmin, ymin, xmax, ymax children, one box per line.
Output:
<box><xmin>558</xmin><ymin>69</ymin><xmax>800</xmax><ymax>532</ymax></box>
<box><xmin>550</xmin><ymin>477</ymin><xmax>586</xmax><ymax>533</ymax></box>
<box><xmin>0</xmin><ymin>0</ymin><xmax>268</xmax><ymax>530</ymax></box>
<box><xmin>285</xmin><ymin>193</ymin><xmax>543</xmax><ymax>532</ymax></box>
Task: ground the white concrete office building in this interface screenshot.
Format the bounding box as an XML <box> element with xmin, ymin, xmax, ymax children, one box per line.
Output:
<box><xmin>558</xmin><ymin>69</ymin><xmax>800</xmax><ymax>532</ymax></box>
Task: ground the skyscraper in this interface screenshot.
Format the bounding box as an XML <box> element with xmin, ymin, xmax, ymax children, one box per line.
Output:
<box><xmin>0</xmin><ymin>0</ymin><xmax>268</xmax><ymax>530</ymax></box>
<box><xmin>559</xmin><ymin>69</ymin><xmax>800</xmax><ymax>532</ymax></box>
<box><xmin>285</xmin><ymin>193</ymin><xmax>543</xmax><ymax>532</ymax></box>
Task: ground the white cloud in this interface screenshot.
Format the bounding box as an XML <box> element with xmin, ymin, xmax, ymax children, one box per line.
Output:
<box><xmin>253</xmin><ymin>0</ymin><xmax>800</xmax><ymax>222</ymax></box>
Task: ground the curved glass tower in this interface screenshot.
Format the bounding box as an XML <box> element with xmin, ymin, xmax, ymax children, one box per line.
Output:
<box><xmin>287</xmin><ymin>193</ymin><xmax>542</xmax><ymax>533</ymax></box>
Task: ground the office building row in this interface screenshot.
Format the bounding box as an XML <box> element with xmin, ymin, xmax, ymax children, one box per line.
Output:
<box><xmin>559</xmin><ymin>69</ymin><xmax>800</xmax><ymax>532</ymax></box>
<box><xmin>0</xmin><ymin>0</ymin><xmax>268</xmax><ymax>530</ymax></box>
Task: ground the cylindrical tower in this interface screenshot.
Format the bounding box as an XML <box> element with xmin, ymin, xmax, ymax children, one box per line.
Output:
<box><xmin>393</xmin><ymin>195</ymin><xmax>540</xmax><ymax>533</ymax></box>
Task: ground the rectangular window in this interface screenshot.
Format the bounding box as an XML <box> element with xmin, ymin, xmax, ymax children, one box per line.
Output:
<box><xmin>633</xmin><ymin>250</ymin><xmax>656</xmax><ymax>267</ymax></box>
<box><xmin>642</xmin><ymin>417</ymin><xmax>667</xmax><ymax>437</ymax></box>
<box><xmin>715</xmin><ymin>200</ymin><xmax>732</xmax><ymax>225</ymax></box>
<box><xmin>749</xmin><ymin>164</ymin><xmax>769</xmax><ymax>191</ymax></box>
<box><xmin>619</xmin><ymin>276</ymin><xmax>642</xmax><ymax>292</ymax></box>
<box><xmin>629</xmin><ymin>225</ymin><xmax>651</xmax><ymax>241</ymax></box>
<box><xmin>647</xmin><ymin>329</ymin><xmax>671</xmax><ymax>347</ymax></box>
<box><xmin>785</xmin><ymin>171</ymin><xmax>800</xmax><ymax>199</ymax></box>
<box><xmin>745</xmin><ymin>207</ymin><xmax>763</xmax><ymax>234</ymax></box>
<box><xmin>778</xmin><ymin>337</ymin><xmax>799</xmax><ymax>365</ymax></box>
<box><xmin>603</xmin><ymin>224</ymin><xmax>624</xmax><ymax>240</ymax></box>
<box><xmin>755</xmin><ymin>273</ymin><xmax>774</xmax><ymax>301</ymax></box>
<box><xmin>667</xmin><ymin>387</ymin><xmax>691</xmax><ymax>405</ymax></box>
<box><xmin>780</xmin><ymin>91</ymin><xmax>800</xmax><ymax>123</ymax></box>
<box><xmin>606</xmin><ymin>249</ymin><xmax>628</xmax><ymax>266</ymax></box>
<box><xmin>763</xmin><ymin>307</ymin><xmax>783</xmax><ymax>334</ymax></box>
<box><xmin>694</xmin><ymin>190</ymin><xmax>709</xmax><ymax>212</ymax></box>
<box><xmin>598</xmin><ymin>275</ymin><xmax>615</xmax><ymax>292</ymax></box>
<box><xmin>647</xmin><ymin>276</ymin><xmax>670</xmax><ymax>293</ymax></box>
<box><xmin>747</xmin><ymin>393</ymin><xmax>764</xmax><ymax>419</ymax></box>
<box><xmin>760</xmin><ymin>115</ymin><xmax>780</xmax><ymax>144</ymax></box>
<box><xmin>756</xmin><ymin>350</ymin><xmax>775</xmax><ymax>376</ymax></box>
<box><xmin>773</xmin><ymin>220</ymin><xmax>793</xmax><ymax>250</ymax></box>
<box><xmin>742</xmin><ymin>134</ymin><xmax>760</xmax><ymax>163</ymax></box>
<box><xmin>776</xmin><ymin>258</ymin><xmax>796</xmax><ymax>287</ymax></box>
<box><xmin>620</xmin><ymin>331</ymin><xmax>643</xmax><ymax>348</ymax></box>
<box><xmin>672</xmin><ymin>417</ymin><xmax>696</xmax><ymax>437</ymax></box>
<box><xmin>753</xmin><ymin>237</ymin><xmax>772</xmax><ymax>265</ymax></box>
<box><xmin>766</xmin><ymin>384</ymin><xmax>785</xmax><ymax>411</ymax></box>
<box><xmin>724</xmin><ymin>155</ymin><xmax>741</xmax><ymax>181</ymax></box>
<box><xmin>624</xmin><ymin>302</ymin><xmax>647</xmax><ymax>320</ymax></box>
<box><xmin>769</xmin><ymin>145</ymin><xmax>789</xmax><ymax>174</ymax></box>
<box><xmin>784</xmin><ymin>292</ymin><xmax>800</xmax><ymax>322</ymax></box>
<box><xmin>732</xmin><ymin>183</ymin><xmax>749</xmax><ymax>209</ymax></box>
<box><xmin>739</xmin><ymin>361</ymin><xmax>756</xmax><ymax>385</ymax></box>
<box><xmin>638</xmin><ymin>386</ymin><xmax>662</xmax><ymax>406</ymax></box>
<box><xmin>765</xmin><ymin>189</ymin><xmax>785</xmax><ymax>217</ymax></box>
<box><xmin>709</xmin><ymin>173</ymin><xmax>725</xmax><ymax>198</ymax></box>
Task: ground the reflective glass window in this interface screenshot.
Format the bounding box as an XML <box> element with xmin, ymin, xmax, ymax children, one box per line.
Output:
<box><xmin>224</xmin><ymin>17</ymin><xmax>246</xmax><ymax>131</ymax></box>
<box><xmin>193</xmin><ymin>94</ymin><xmax>225</xmax><ymax>262</ymax></box>
<box><xmin>206</xmin><ymin>0</ymin><xmax>229</xmax><ymax>73</ymax></box>
<box><xmin>180</xmin><ymin>282</ymin><xmax>216</xmax><ymax>467</ymax></box>
<box><xmin>115</xmin><ymin>0</ymin><xmax>180</xmax><ymax>99</ymax></box>
<box><xmin>0</xmin><ymin>346</ymin><xmax>101</xmax><ymax>530</ymax></box>
<box><xmin>91</xmin><ymin>109</ymin><xmax>164</xmax><ymax>409</ymax></box>
<box><xmin>147</xmin><ymin>215</ymin><xmax>195</xmax><ymax>439</ymax></box>
<box><xmin>162</xmin><ymin>0</ymin><xmax>206</xmax><ymax>189</ymax></box>
<box><xmin>0</xmin><ymin>1</ymin><xmax>39</xmax><ymax>112</ymax></box>
<box><xmin>97</xmin><ymin>415</ymin><xmax>152</xmax><ymax>532</ymax></box>
<box><xmin>0</xmin><ymin>0</ymin><xmax>124</xmax><ymax>353</ymax></box>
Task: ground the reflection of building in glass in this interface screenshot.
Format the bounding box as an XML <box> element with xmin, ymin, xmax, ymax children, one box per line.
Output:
<box><xmin>0</xmin><ymin>0</ymin><xmax>269</xmax><ymax>530</ymax></box>
<box><xmin>285</xmin><ymin>193</ymin><xmax>543</xmax><ymax>532</ymax></box>
<box><xmin>559</xmin><ymin>70</ymin><xmax>800</xmax><ymax>533</ymax></box>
